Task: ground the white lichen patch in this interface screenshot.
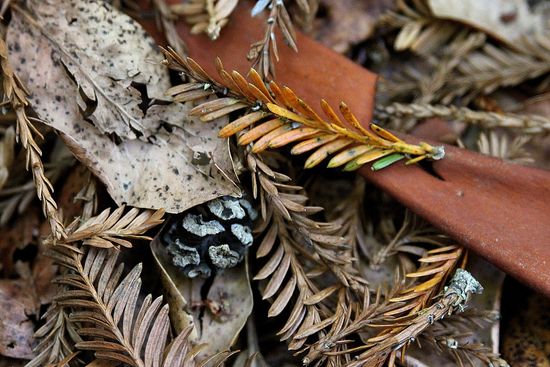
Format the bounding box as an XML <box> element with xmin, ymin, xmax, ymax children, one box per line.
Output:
<box><xmin>167</xmin><ymin>240</ymin><xmax>200</xmax><ymax>268</ymax></box>
<box><xmin>208</xmin><ymin>244</ymin><xmax>240</xmax><ymax>269</ymax></box>
<box><xmin>231</xmin><ymin>224</ymin><xmax>253</xmax><ymax>246</ymax></box>
<box><xmin>444</xmin><ymin>268</ymin><xmax>484</xmax><ymax>305</ymax></box>
<box><xmin>239</xmin><ymin>199</ymin><xmax>258</xmax><ymax>221</ymax></box>
<box><xmin>182</xmin><ymin>214</ymin><xmax>224</xmax><ymax>237</ymax></box>
<box><xmin>207</xmin><ymin>197</ymin><xmax>246</xmax><ymax>220</ymax></box>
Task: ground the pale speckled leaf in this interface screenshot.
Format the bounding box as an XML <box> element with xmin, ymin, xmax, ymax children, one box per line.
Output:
<box><xmin>428</xmin><ymin>0</ymin><xmax>545</xmax><ymax>48</ymax></box>
<box><xmin>151</xmin><ymin>236</ymin><xmax>197</xmax><ymax>342</ymax></box>
<box><xmin>7</xmin><ymin>4</ymin><xmax>240</xmax><ymax>213</ymax></box>
<box><xmin>151</xmin><ymin>235</ymin><xmax>253</xmax><ymax>359</ymax></box>
<box><xmin>17</xmin><ymin>0</ymin><xmax>175</xmax><ymax>140</ymax></box>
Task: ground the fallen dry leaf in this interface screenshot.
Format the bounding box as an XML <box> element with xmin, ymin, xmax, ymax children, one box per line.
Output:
<box><xmin>13</xmin><ymin>0</ymin><xmax>173</xmax><ymax>140</ymax></box>
<box><xmin>0</xmin><ymin>209</ymin><xmax>38</xmax><ymax>276</ymax></box>
<box><xmin>0</xmin><ymin>279</ymin><xmax>36</xmax><ymax>359</ymax></box>
<box><xmin>428</xmin><ymin>0</ymin><xmax>545</xmax><ymax>48</ymax></box>
<box><xmin>151</xmin><ymin>235</ymin><xmax>253</xmax><ymax>358</ymax></box>
<box><xmin>312</xmin><ymin>0</ymin><xmax>394</xmax><ymax>53</ymax></box>
<box><xmin>0</xmin><ymin>209</ymin><xmax>57</xmax><ymax>309</ymax></box>
<box><xmin>7</xmin><ymin>1</ymin><xmax>240</xmax><ymax>213</ymax></box>
<box><xmin>0</xmin><ymin>127</ymin><xmax>14</xmax><ymax>191</ymax></box>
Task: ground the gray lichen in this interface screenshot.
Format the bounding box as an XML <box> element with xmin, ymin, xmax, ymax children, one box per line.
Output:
<box><xmin>167</xmin><ymin>239</ymin><xmax>200</xmax><ymax>269</ymax></box>
<box><xmin>444</xmin><ymin>268</ymin><xmax>484</xmax><ymax>306</ymax></box>
<box><xmin>162</xmin><ymin>196</ymin><xmax>257</xmax><ymax>278</ymax></box>
<box><xmin>207</xmin><ymin>197</ymin><xmax>246</xmax><ymax>220</ymax></box>
<box><xmin>182</xmin><ymin>213</ymin><xmax>225</xmax><ymax>237</ymax></box>
<box><xmin>231</xmin><ymin>223</ymin><xmax>253</xmax><ymax>246</ymax></box>
<box><xmin>208</xmin><ymin>244</ymin><xmax>241</xmax><ymax>269</ymax></box>
<box><xmin>239</xmin><ymin>198</ymin><xmax>258</xmax><ymax>220</ymax></box>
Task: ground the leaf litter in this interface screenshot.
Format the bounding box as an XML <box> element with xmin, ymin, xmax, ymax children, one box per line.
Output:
<box><xmin>0</xmin><ymin>0</ymin><xmax>548</xmax><ymax>366</ymax></box>
<box><xmin>7</xmin><ymin>0</ymin><xmax>240</xmax><ymax>213</ymax></box>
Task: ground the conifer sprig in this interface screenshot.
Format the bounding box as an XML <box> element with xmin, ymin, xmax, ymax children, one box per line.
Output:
<box><xmin>161</xmin><ymin>47</ymin><xmax>445</xmax><ymax>171</ymax></box>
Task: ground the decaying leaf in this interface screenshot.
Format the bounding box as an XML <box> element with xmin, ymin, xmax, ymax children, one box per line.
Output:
<box><xmin>427</xmin><ymin>0</ymin><xmax>545</xmax><ymax>48</ymax></box>
<box><xmin>0</xmin><ymin>279</ymin><xmax>36</xmax><ymax>359</ymax></box>
<box><xmin>151</xmin><ymin>235</ymin><xmax>253</xmax><ymax>358</ymax></box>
<box><xmin>0</xmin><ymin>127</ymin><xmax>14</xmax><ymax>191</ymax></box>
<box><xmin>313</xmin><ymin>0</ymin><xmax>393</xmax><ymax>53</ymax></box>
<box><xmin>7</xmin><ymin>1</ymin><xmax>240</xmax><ymax>213</ymax></box>
<box><xmin>13</xmin><ymin>0</ymin><xmax>173</xmax><ymax>140</ymax></box>
<box><xmin>0</xmin><ymin>209</ymin><xmax>38</xmax><ymax>276</ymax></box>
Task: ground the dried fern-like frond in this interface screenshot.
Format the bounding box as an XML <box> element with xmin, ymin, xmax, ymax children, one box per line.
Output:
<box><xmin>25</xmin><ymin>302</ymin><xmax>82</xmax><ymax>367</ymax></box>
<box><xmin>0</xmin><ymin>37</ymin><xmax>66</xmax><ymax>238</ymax></box>
<box><xmin>161</xmin><ymin>48</ymin><xmax>444</xmax><ymax>171</ymax></box>
<box><xmin>38</xmin><ymin>208</ymin><xmax>235</xmax><ymax>367</ymax></box>
<box><xmin>171</xmin><ymin>0</ymin><xmax>238</xmax><ymax>40</ymax></box>
<box><xmin>370</xmin><ymin>210</ymin><xmax>449</xmax><ymax>268</ymax></box>
<box><xmin>303</xmin><ymin>245</ymin><xmax>465</xmax><ymax>366</ymax></box>
<box><xmin>30</xmin><ymin>204</ymin><xmax>173</xmax><ymax>367</ymax></box>
<box><xmin>385</xmin><ymin>245</ymin><xmax>463</xmax><ymax>317</ymax></box>
<box><xmin>344</xmin><ymin>270</ymin><xmax>482</xmax><ymax>367</ymax></box>
<box><xmin>302</xmin><ymin>285</ymin><xmax>399</xmax><ymax>366</ymax></box>
<box><xmin>306</xmin><ymin>270</ymin><xmax>481</xmax><ymax>367</ymax></box>
<box><xmin>53</xmin><ymin>246</ymin><xmax>184</xmax><ymax>366</ymax></box>
<box><xmin>421</xmin><ymin>310</ymin><xmax>508</xmax><ymax>367</ymax></box>
<box><xmin>477</xmin><ymin>131</ymin><xmax>533</xmax><ymax>165</ymax></box>
<box><xmin>49</xmin><ymin>245</ymin><xmax>207</xmax><ymax>367</ymax></box>
<box><xmin>247</xmin><ymin>151</ymin><xmax>367</xmax><ymax>352</ymax></box>
<box><xmin>38</xmin><ymin>205</ymin><xmax>211</xmax><ymax>367</ymax></box>
<box><xmin>62</xmin><ymin>206</ymin><xmax>165</xmax><ymax>249</ymax></box>
<box><xmin>248</xmin><ymin>0</ymin><xmax>298</xmax><ymax>79</ymax></box>
<box><xmin>375</xmin><ymin>102</ymin><xmax>550</xmax><ymax>135</ymax></box>
<box><xmin>381</xmin><ymin>0</ymin><xmax>463</xmax><ymax>56</ymax></box>
<box><xmin>442</xmin><ymin>33</ymin><xmax>550</xmax><ymax>102</ymax></box>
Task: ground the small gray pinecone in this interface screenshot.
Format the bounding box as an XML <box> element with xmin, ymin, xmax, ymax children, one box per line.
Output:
<box><xmin>162</xmin><ymin>196</ymin><xmax>257</xmax><ymax>278</ymax></box>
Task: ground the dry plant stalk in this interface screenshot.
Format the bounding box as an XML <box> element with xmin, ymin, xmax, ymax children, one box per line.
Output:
<box><xmin>248</xmin><ymin>0</ymin><xmax>299</xmax><ymax>79</ymax></box>
<box><xmin>304</xmin><ymin>245</ymin><xmax>465</xmax><ymax>366</ymax></box>
<box><xmin>0</xmin><ymin>37</ymin><xmax>66</xmax><ymax>238</ymax></box>
<box><xmin>161</xmin><ymin>48</ymin><xmax>444</xmax><ymax>172</ymax></box>
<box><xmin>171</xmin><ymin>0</ymin><xmax>238</xmax><ymax>40</ymax></box>
<box><xmin>382</xmin><ymin>1</ymin><xmax>550</xmax><ymax>104</ymax></box>
<box><xmin>304</xmin><ymin>270</ymin><xmax>485</xmax><ymax>366</ymax></box>
<box><xmin>346</xmin><ymin>269</ymin><xmax>483</xmax><ymax>367</ymax></box>
<box><xmin>60</xmin><ymin>206</ymin><xmax>165</xmax><ymax>248</ymax></box>
<box><xmin>375</xmin><ymin>102</ymin><xmax>550</xmax><ymax>135</ymax></box>
<box><xmin>248</xmin><ymin>0</ymin><xmax>319</xmax><ymax>79</ymax></box>
<box><xmin>386</xmin><ymin>245</ymin><xmax>463</xmax><ymax>317</ymax></box>
<box><xmin>420</xmin><ymin>310</ymin><xmax>507</xmax><ymax>366</ymax></box>
<box><xmin>247</xmin><ymin>150</ymin><xmax>367</xmax><ymax>352</ymax></box>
